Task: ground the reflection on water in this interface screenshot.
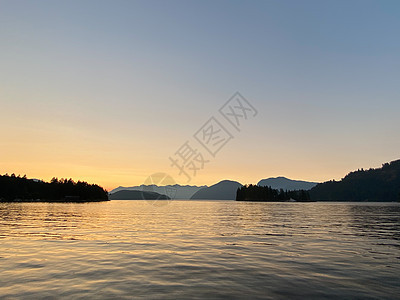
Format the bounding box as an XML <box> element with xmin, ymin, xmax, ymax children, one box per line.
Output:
<box><xmin>0</xmin><ymin>201</ymin><xmax>399</xmax><ymax>299</ymax></box>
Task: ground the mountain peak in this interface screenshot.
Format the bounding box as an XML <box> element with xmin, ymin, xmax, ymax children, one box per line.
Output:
<box><xmin>258</xmin><ymin>177</ymin><xmax>318</xmax><ymax>190</ymax></box>
<box><xmin>190</xmin><ymin>180</ymin><xmax>242</xmax><ymax>200</ymax></box>
<box><xmin>216</xmin><ymin>179</ymin><xmax>242</xmax><ymax>185</ymax></box>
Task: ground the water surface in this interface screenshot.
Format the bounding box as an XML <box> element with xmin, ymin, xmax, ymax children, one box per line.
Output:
<box><xmin>1</xmin><ymin>201</ymin><xmax>399</xmax><ymax>299</ymax></box>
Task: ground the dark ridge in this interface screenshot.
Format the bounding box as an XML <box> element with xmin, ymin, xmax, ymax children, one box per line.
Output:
<box><xmin>310</xmin><ymin>159</ymin><xmax>400</xmax><ymax>201</ymax></box>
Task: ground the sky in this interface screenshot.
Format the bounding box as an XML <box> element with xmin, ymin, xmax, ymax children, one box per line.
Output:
<box><xmin>1</xmin><ymin>0</ymin><xmax>399</xmax><ymax>191</ymax></box>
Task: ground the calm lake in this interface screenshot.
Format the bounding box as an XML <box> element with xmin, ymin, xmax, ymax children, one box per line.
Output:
<box><xmin>1</xmin><ymin>200</ymin><xmax>399</xmax><ymax>299</ymax></box>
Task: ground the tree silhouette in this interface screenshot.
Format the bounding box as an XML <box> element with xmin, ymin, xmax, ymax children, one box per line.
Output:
<box><xmin>0</xmin><ymin>174</ymin><xmax>108</xmax><ymax>202</ymax></box>
<box><xmin>236</xmin><ymin>184</ymin><xmax>311</xmax><ymax>201</ymax></box>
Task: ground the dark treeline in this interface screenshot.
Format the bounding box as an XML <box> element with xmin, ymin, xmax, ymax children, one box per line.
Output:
<box><xmin>310</xmin><ymin>159</ymin><xmax>400</xmax><ymax>201</ymax></box>
<box><xmin>236</xmin><ymin>184</ymin><xmax>311</xmax><ymax>202</ymax></box>
<box><xmin>0</xmin><ymin>173</ymin><xmax>109</xmax><ymax>202</ymax></box>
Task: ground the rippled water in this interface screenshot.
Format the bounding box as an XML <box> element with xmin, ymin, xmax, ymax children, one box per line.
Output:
<box><xmin>0</xmin><ymin>201</ymin><xmax>399</xmax><ymax>299</ymax></box>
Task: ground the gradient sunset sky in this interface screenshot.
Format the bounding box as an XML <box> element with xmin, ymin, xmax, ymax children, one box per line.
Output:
<box><xmin>1</xmin><ymin>0</ymin><xmax>399</xmax><ymax>191</ymax></box>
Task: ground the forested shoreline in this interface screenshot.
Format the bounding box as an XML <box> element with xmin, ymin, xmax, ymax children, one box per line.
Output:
<box><xmin>0</xmin><ymin>174</ymin><xmax>109</xmax><ymax>202</ymax></box>
<box><xmin>310</xmin><ymin>160</ymin><xmax>400</xmax><ymax>201</ymax></box>
<box><xmin>236</xmin><ymin>184</ymin><xmax>311</xmax><ymax>202</ymax></box>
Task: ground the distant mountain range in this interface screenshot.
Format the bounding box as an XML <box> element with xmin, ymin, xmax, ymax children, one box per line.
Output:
<box><xmin>109</xmin><ymin>177</ymin><xmax>317</xmax><ymax>200</ymax></box>
<box><xmin>258</xmin><ymin>177</ymin><xmax>317</xmax><ymax>190</ymax></box>
<box><xmin>190</xmin><ymin>180</ymin><xmax>242</xmax><ymax>200</ymax></box>
<box><xmin>109</xmin><ymin>159</ymin><xmax>400</xmax><ymax>202</ymax></box>
<box><xmin>110</xmin><ymin>184</ymin><xmax>206</xmax><ymax>199</ymax></box>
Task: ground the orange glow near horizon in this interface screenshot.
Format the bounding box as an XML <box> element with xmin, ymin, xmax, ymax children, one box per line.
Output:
<box><xmin>2</xmin><ymin>142</ymin><xmax>396</xmax><ymax>192</ymax></box>
<box><xmin>1</xmin><ymin>105</ymin><xmax>398</xmax><ymax>191</ymax></box>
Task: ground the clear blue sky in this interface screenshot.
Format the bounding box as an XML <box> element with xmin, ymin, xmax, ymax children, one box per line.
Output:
<box><xmin>1</xmin><ymin>0</ymin><xmax>399</xmax><ymax>189</ymax></box>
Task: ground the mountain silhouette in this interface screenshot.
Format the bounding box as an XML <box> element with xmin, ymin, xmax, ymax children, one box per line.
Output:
<box><xmin>190</xmin><ymin>180</ymin><xmax>242</xmax><ymax>200</ymax></box>
<box><xmin>310</xmin><ymin>159</ymin><xmax>400</xmax><ymax>201</ymax></box>
<box><xmin>110</xmin><ymin>184</ymin><xmax>205</xmax><ymax>199</ymax></box>
<box><xmin>258</xmin><ymin>177</ymin><xmax>318</xmax><ymax>190</ymax></box>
